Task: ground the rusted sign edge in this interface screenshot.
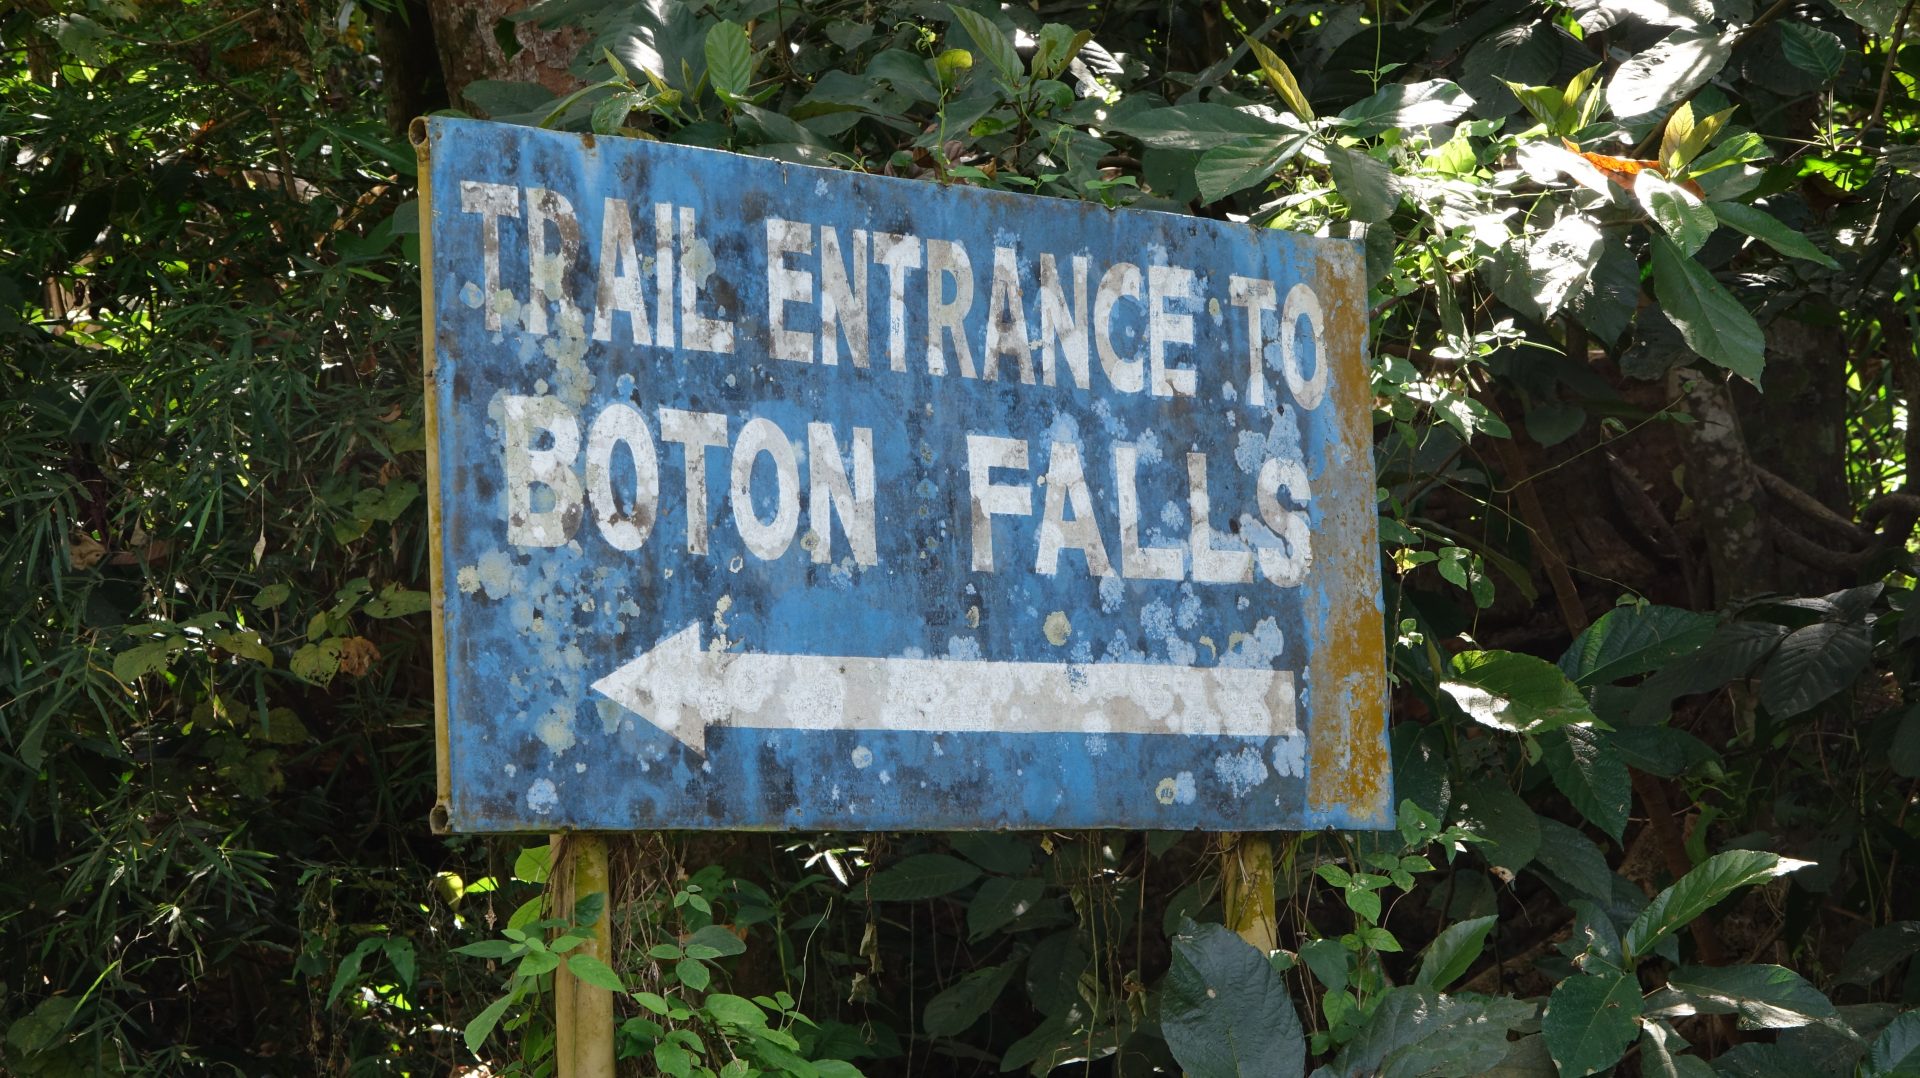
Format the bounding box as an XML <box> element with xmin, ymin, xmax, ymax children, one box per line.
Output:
<box><xmin>412</xmin><ymin>117</ymin><xmax>454</xmax><ymax>834</ymax></box>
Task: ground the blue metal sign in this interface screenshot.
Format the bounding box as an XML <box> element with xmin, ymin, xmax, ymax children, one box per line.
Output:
<box><xmin>416</xmin><ymin>117</ymin><xmax>1389</xmax><ymax>833</ymax></box>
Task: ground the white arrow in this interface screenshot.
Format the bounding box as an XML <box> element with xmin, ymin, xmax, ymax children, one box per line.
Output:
<box><xmin>589</xmin><ymin>623</ymin><xmax>1296</xmax><ymax>754</ymax></box>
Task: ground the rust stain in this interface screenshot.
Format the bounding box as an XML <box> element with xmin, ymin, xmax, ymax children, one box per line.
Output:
<box><xmin>1306</xmin><ymin>245</ymin><xmax>1391</xmax><ymax>826</ymax></box>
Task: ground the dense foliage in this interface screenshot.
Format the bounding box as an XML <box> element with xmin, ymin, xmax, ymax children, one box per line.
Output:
<box><xmin>4</xmin><ymin>0</ymin><xmax>1919</xmax><ymax>1074</ymax></box>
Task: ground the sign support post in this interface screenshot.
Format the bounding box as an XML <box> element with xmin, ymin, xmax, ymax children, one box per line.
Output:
<box><xmin>551</xmin><ymin>833</ymin><xmax>615</xmax><ymax>1077</ymax></box>
<box><xmin>1221</xmin><ymin>833</ymin><xmax>1279</xmax><ymax>953</ymax></box>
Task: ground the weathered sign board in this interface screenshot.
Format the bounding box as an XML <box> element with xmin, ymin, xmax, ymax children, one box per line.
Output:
<box><xmin>417</xmin><ymin>116</ymin><xmax>1389</xmax><ymax>833</ymax></box>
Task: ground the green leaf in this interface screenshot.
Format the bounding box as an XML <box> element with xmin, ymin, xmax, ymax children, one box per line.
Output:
<box><xmin>565</xmin><ymin>953</ymin><xmax>625</xmax><ymax>992</ymax></box>
<box><xmin>1299</xmin><ymin>936</ymin><xmax>1350</xmax><ymax>992</ymax></box>
<box><xmin>1664</xmin><ymin>964</ymin><xmax>1835</xmax><ymax>1029</ymax></box>
<box><xmin>362</xmin><ymin>584</ymin><xmax>430</xmax><ymax>618</ymax></box>
<box><xmin>1534</xmin><ymin>818</ymin><xmax>1620</xmax><ymax>902</ymax></box>
<box><xmin>113</xmin><ymin>638</ymin><xmax>180</xmax><ymax>683</ymax></box>
<box><xmin>1711</xmin><ymin>202</ymin><xmax>1840</xmax><ymax>269</ymax></box>
<box><xmin>1636</xmin><ymin>171</ymin><xmax>1717</xmax><ymax>255</ymax></box>
<box><xmin>289</xmin><ymin>639</ymin><xmax>343</xmax><ymax>685</ymax></box>
<box><xmin>675</xmin><ymin>956</ymin><xmax>710</xmax><ymax>990</ymax></box>
<box><xmin>1030</xmin><ymin>24</ymin><xmax>1091</xmax><ymax>80</ymax></box>
<box><xmin>1624</xmin><ymin>850</ymin><xmax>1811</xmax><ymax>960</ymax></box>
<box><xmin>514</xmin><ymin>844</ymin><xmax>552</xmax><ymax>885</ymax></box>
<box><xmin>703</xmin><ymin>993</ymin><xmax>769</xmax><ymax>1027</ymax></box>
<box><xmin>1606</xmin><ymin>28</ymin><xmax>1734</xmax><ymax>117</ymax></box>
<box><xmin>1442</xmin><ymin>650</ymin><xmax>1599</xmax><ymax>736</ymax></box>
<box><xmin>923</xmin><ymin>960</ymin><xmax>1018</xmax><ymax>1037</ymax></box>
<box><xmin>253</xmin><ymin>583</ymin><xmax>292</xmax><ymax>608</ymax></box>
<box><xmin>1778</xmin><ymin>22</ymin><xmax>1844</xmax><ymax>82</ymax></box>
<box><xmin>947</xmin><ymin>5</ymin><xmax>1021</xmax><ymax>82</ymax></box>
<box><xmin>1162</xmin><ymin>920</ymin><xmax>1306</xmax><ymax>1078</ymax></box>
<box><xmin>1543</xmin><ymin>973</ymin><xmax>1643</xmax><ymax>1075</ymax></box>
<box><xmin>328</xmin><ymin>937</ymin><xmax>382</xmax><ymax>1006</ymax></box>
<box><xmin>1835</xmin><ymin>921</ymin><xmax>1920</xmax><ymax>985</ymax></box>
<box><xmin>1328</xmin><ymin>987</ymin><xmax>1533</xmax><ymax>1078</ymax></box>
<box><xmin>1866</xmin><ymin>1010</ymin><xmax>1920</xmax><ymax>1078</ymax></box>
<box><xmin>1247</xmin><ymin>38</ymin><xmax>1313</xmax><ymax>118</ymax></box>
<box><xmin>1338</xmin><ymin>79</ymin><xmax>1474</xmax><ymax>134</ymax></box>
<box><xmin>967</xmin><ymin>876</ymin><xmax>1046</xmax><ymax>940</ymax></box>
<box><xmin>1108</xmin><ymin>104</ymin><xmax>1297</xmax><ymax>150</ymax></box>
<box><xmin>453</xmin><ymin>939</ymin><xmax>520</xmax><ymax>959</ymax></box>
<box><xmin>864</xmin><ymin>853</ymin><xmax>982</xmax><ymax>901</ymax></box>
<box><xmin>1195</xmin><ymin>131</ymin><xmax>1311</xmax><ymax>203</ymax></box>
<box><xmin>704</xmin><ymin>20</ymin><xmax>753</xmax><ymax>100</ymax></box>
<box><xmin>1326</xmin><ymin>143</ymin><xmax>1396</xmax><ymax>223</ymax></box>
<box><xmin>464</xmin><ymin>994</ymin><xmax>513</xmax><ymax>1053</ymax></box>
<box><xmin>1832</xmin><ymin>0</ymin><xmax>1904</xmax><ymax>33</ymax></box>
<box><xmin>1414</xmin><ymin>915</ymin><xmax>1497</xmax><ymax>990</ymax></box>
<box><xmin>1560</xmin><ymin>604</ymin><xmax>1717</xmax><ymax>686</ymax></box>
<box><xmin>1542</xmin><ymin>726</ymin><xmax>1631</xmax><ymax>841</ymax></box>
<box><xmin>1758</xmin><ymin>620</ymin><xmax>1872</xmax><ymax>719</ymax></box>
<box><xmin>686</xmin><ymin>924</ymin><xmax>748</xmax><ymax>958</ymax></box>
<box><xmin>1453</xmin><ymin>779</ymin><xmax>1542</xmax><ymax>870</ymax></box>
<box><xmin>1650</xmin><ymin>234</ymin><xmax>1766</xmax><ymax>384</ymax></box>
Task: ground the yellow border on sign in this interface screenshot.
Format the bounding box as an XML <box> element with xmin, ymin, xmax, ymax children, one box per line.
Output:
<box><xmin>410</xmin><ymin>117</ymin><xmax>452</xmax><ymax>833</ymax></box>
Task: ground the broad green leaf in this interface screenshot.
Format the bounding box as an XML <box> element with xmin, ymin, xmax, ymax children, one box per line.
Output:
<box><xmin>566</xmin><ymin>953</ymin><xmax>626</xmax><ymax>992</ymax></box>
<box><xmin>210</xmin><ymin>628</ymin><xmax>273</xmax><ymax>665</ymax></box>
<box><xmin>1413</xmin><ymin>915</ymin><xmax>1497</xmax><ymax>990</ymax></box>
<box><xmin>1560</xmin><ymin>604</ymin><xmax>1717</xmax><ymax>686</ymax></box>
<box><xmin>950</xmin><ymin>832</ymin><xmax>1034</xmax><ymax>875</ymax></box>
<box><xmin>464</xmin><ymin>994</ymin><xmax>513</xmax><ymax>1052</ymax></box>
<box><xmin>1326</xmin><ymin>143</ymin><xmax>1396</xmax><ymax>222</ymax></box>
<box><xmin>1777</xmin><ymin>23</ymin><xmax>1844</xmax><ymax>83</ymax></box>
<box><xmin>1030</xmin><ymin>24</ymin><xmax>1091</xmax><ymax>80</ymax></box>
<box><xmin>1339</xmin><ymin>79</ymin><xmax>1473</xmax><ymax>134</ymax></box>
<box><xmin>1535</xmin><ymin>818</ymin><xmax>1620</xmax><ymax>901</ymax></box>
<box><xmin>1640</xmin><ymin>1017</ymin><xmax>1717</xmax><ymax>1078</ymax></box>
<box><xmin>453</xmin><ymin>939</ymin><xmax>520</xmax><ymax>959</ymax></box>
<box><xmin>703</xmin><ymin>993</ymin><xmax>768</xmax><ymax>1027</ymax></box>
<box><xmin>1624</xmin><ymin>850</ymin><xmax>1812</xmax><ymax>960</ymax></box>
<box><xmin>113</xmin><ymin>638</ymin><xmax>180</xmax><ymax>683</ymax></box>
<box><xmin>328</xmin><ymin>937</ymin><xmax>383</xmax><ymax>1006</ymax></box>
<box><xmin>253</xmin><ymin>583</ymin><xmax>292</xmax><ymax>608</ymax></box>
<box><xmin>863</xmin><ymin>853</ymin><xmax>981</xmax><ymax>901</ymax></box>
<box><xmin>1327</xmin><ymin>987</ymin><xmax>1534</xmax><ymax>1078</ymax></box>
<box><xmin>947</xmin><ymin>5</ymin><xmax>1021</xmax><ymax>82</ymax></box>
<box><xmin>1665</xmin><ymin>964</ymin><xmax>1835</xmax><ymax>1029</ymax></box>
<box><xmin>923</xmin><ymin>960</ymin><xmax>1018</xmax><ymax>1037</ymax></box>
<box><xmin>1636</xmin><ymin>171</ymin><xmax>1717</xmax><ymax>255</ymax></box>
<box><xmin>1195</xmin><ymin>130</ymin><xmax>1311</xmax><ymax>202</ymax></box>
<box><xmin>1630</xmin><ymin>620</ymin><xmax>1788</xmax><ymax>722</ymax></box>
<box><xmin>1758</xmin><ymin>621</ymin><xmax>1871</xmax><ymax>718</ymax></box>
<box><xmin>1542</xmin><ymin>726</ymin><xmax>1631</xmax><ymax>841</ymax></box>
<box><xmin>1247</xmin><ymin>38</ymin><xmax>1313</xmax><ymax>119</ymax></box>
<box><xmin>1712</xmin><ymin>202</ymin><xmax>1840</xmax><ymax>268</ymax></box>
<box><xmin>1454</xmin><ymin>779</ymin><xmax>1542</xmax><ymax>870</ymax></box>
<box><xmin>675</xmin><ymin>956</ymin><xmax>710</xmax><ymax>990</ymax></box>
<box><xmin>1108</xmin><ymin>104</ymin><xmax>1296</xmax><ymax>150</ymax></box>
<box><xmin>514</xmin><ymin>844</ymin><xmax>552</xmax><ymax>884</ymax></box>
<box><xmin>685</xmin><ymin>924</ymin><xmax>747</xmax><ymax>958</ymax></box>
<box><xmin>968</xmin><ymin>876</ymin><xmax>1045</xmax><ymax>940</ymax></box>
<box><xmin>1162</xmin><ymin>920</ymin><xmax>1306</xmax><ymax>1078</ymax></box>
<box><xmin>1543</xmin><ymin>972</ymin><xmax>1643</xmax><ymax>1075</ymax></box>
<box><xmin>1836</xmin><ymin>921</ymin><xmax>1920</xmax><ymax>985</ymax></box>
<box><xmin>362</xmin><ymin>585</ymin><xmax>430</xmax><ymax>618</ymax></box>
<box><xmin>704</xmin><ymin>21</ymin><xmax>753</xmax><ymax>100</ymax></box>
<box><xmin>1832</xmin><ymin>0</ymin><xmax>1903</xmax><ymax>34</ymax></box>
<box><xmin>1442</xmin><ymin>650</ymin><xmax>1599</xmax><ymax>735</ymax></box>
<box><xmin>1867</xmin><ymin>1011</ymin><xmax>1920</xmax><ymax>1078</ymax></box>
<box><xmin>1606</xmin><ymin>29</ymin><xmax>1734</xmax><ymax>118</ymax></box>
<box><xmin>289</xmin><ymin>639</ymin><xmax>343</xmax><ymax>685</ymax></box>
<box><xmin>1299</xmin><ymin>936</ymin><xmax>1350</xmax><ymax>991</ymax></box>
<box><xmin>1650</xmin><ymin>234</ymin><xmax>1766</xmax><ymax>384</ymax></box>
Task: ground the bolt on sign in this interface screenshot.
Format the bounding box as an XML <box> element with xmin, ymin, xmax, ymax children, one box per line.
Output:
<box><xmin>415</xmin><ymin>117</ymin><xmax>1390</xmax><ymax>834</ymax></box>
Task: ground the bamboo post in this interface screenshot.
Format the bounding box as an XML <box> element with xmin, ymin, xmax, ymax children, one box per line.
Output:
<box><xmin>552</xmin><ymin>833</ymin><xmax>615</xmax><ymax>1078</ymax></box>
<box><xmin>1221</xmin><ymin>832</ymin><xmax>1279</xmax><ymax>953</ymax></box>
